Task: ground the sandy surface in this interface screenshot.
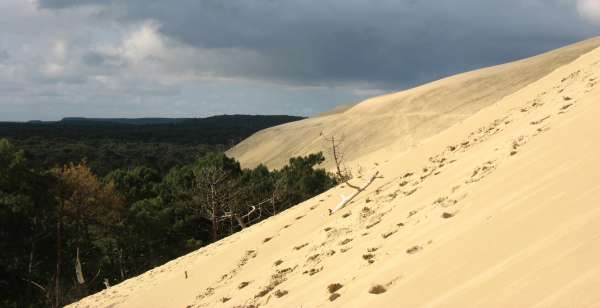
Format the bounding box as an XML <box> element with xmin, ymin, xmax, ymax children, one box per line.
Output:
<box><xmin>70</xmin><ymin>37</ymin><xmax>600</xmax><ymax>307</ymax></box>
<box><xmin>227</xmin><ymin>37</ymin><xmax>600</xmax><ymax>171</ymax></box>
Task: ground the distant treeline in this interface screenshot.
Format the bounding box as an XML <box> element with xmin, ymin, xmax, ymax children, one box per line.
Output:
<box><xmin>0</xmin><ymin>115</ymin><xmax>302</xmax><ymax>144</ymax></box>
<box><xmin>0</xmin><ymin>115</ymin><xmax>303</xmax><ymax>175</ymax></box>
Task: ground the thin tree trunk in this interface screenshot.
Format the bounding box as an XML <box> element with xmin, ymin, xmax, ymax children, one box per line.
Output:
<box><xmin>118</xmin><ymin>249</ymin><xmax>125</xmax><ymax>280</ymax></box>
<box><xmin>55</xmin><ymin>215</ymin><xmax>63</xmax><ymax>308</ymax></box>
<box><xmin>210</xmin><ymin>184</ymin><xmax>218</xmax><ymax>241</ymax></box>
<box><xmin>331</xmin><ymin>136</ymin><xmax>343</xmax><ymax>178</ymax></box>
<box><xmin>211</xmin><ymin>213</ymin><xmax>218</xmax><ymax>241</ymax></box>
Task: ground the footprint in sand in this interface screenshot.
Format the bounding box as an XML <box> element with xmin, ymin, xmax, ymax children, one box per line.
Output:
<box><xmin>441</xmin><ymin>212</ymin><xmax>456</xmax><ymax>219</ymax></box>
<box><xmin>433</xmin><ymin>196</ymin><xmax>457</xmax><ymax>208</ymax></box>
<box><xmin>369</xmin><ymin>285</ymin><xmax>387</xmax><ymax>294</ymax></box>
<box><xmin>255</xmin><ymin>267</ymin><xmax>296</xmax><ymax>299</ymax></box>
<box><xmin>365</xmin><ymin>220</ymin><xmax>381</xmax><ymax>229</ymax></box>
<box><xmin>381</xmin><ymin>229</ymin><xmax>398</xmax><ymax>239</ymax></box>
<box><xmin>307</xmin><ymin>253</ymin><xmax>320</xmax><ymax>263</ymax></box>
<box><xmin>362</xmin><ymin>253</ymin><xmax>376</xmax><ymax>264</ymax></box>
<box><xmin>406</xmin><ymin>245</ymin><xmax>422</xmax><ymax>254</ymax></box>
<box><xmin>274</xmin><ymin>289</ymin><xmax>288</xmax><ymax>298</ymax></box>
<box><xmin>509</xmin><ymin>136</ymin><xmax>527</xmax><ymax>156</ymax></box>
<box><xmin>465</xmin><ymin>160</ymin><xmax>496</xmax><ymax>183</ymax></box>
<box><xmin>403</xmin><ymin>187</ymin><xmax>418</xmax><ymax>196</ymax></box>
<box><xmin>339</xmin><ymin>238</ymin><xmax>353</xmax><ymax>245</ymax></box>
<box><xmin>294</xmin><ymin>243</ymin><xmax>308</xmax><ymax>250</ymax></box>
<box><xmin>530</xmin><ymin>115</ymin><xmax>551</xmax><ymax>126</ymax></box>
<box><xmin>558</xmin><ymin>103</ymin><xmax>573</xmax><ymax>114</ymax></box>
<box><xmin>303</xmin><ymin>266</ymin><xmax>324</xmax><ymax>276</ymax></box>
<box><xmin>360</xmin><ymin>207</ymin><xmax>375</xmax><ymax>218</ymax></box>
<box><xmin>327</xmin><ymin>283</ymin><xmax>343</xmax><ymax>298</ymax></box>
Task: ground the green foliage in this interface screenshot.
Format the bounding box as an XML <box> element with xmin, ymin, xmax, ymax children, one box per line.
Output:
<box><xmin>0</xmin><ymin>134</ymin><xmax>336</xmax><ymax>307</ymax></box>
<box><xmin>0</xmin><ymin>138</ymin><xmax>56</xmax><ymax>307</ymax></box>
<box><xmin>0</xmin><ymin>115</ymin><xmax>303</xmax><ymax>175</ymax></box>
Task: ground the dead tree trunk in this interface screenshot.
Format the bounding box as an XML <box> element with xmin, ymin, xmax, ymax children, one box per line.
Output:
<box><xmin>323</xmin><ymin>134</ymin><xmax>351</xmax><ymax>182</ymax></box>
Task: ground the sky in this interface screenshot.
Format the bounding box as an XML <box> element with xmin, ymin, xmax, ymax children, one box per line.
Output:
<box><xmin>0</xmin><ymin>0</ymin><xmax>599</xmax><ymax>121</ymax></box>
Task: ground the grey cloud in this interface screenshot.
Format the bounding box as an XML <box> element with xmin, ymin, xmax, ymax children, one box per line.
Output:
<box><xmin>82</xmin><ymin>51</ymin><xmax>125</xmax><ymax>68</ymax></box>
<box><xmin>5</xmin><ymin>0</ymin><xmax>599</xmax><ymax>121</ymax></box>
<box><xmin>36</xmin><ymin>0</ymin><xmax>104</xmax><ymax>9</ymax></box>
<box><xmin>36</xmin><ymin>0</ymin><xmax>600</xmax><ymax>90</ymax></box>
<box><xmin>0</xmin><ymin>50</ymin><xmax>9</xmax><ymax>62</ymax></box>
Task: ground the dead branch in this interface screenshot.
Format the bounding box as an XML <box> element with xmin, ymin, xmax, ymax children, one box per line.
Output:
<box><xmin>329</xmin><ymin>171</ymin><xmax>380</xmax><ymax>215</ymax></box>
<box><xmin>22</xmin><ymin>278</ymin><xmax>47</xmax><ymax>293</ymax></box>
<box><xmin>322</xmin><ymin>133</ymin><xmax>352</xmax><ymax>182</ymax></box>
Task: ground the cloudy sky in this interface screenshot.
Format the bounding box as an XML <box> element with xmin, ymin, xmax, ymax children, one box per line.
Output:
<box><xmin>1</xmin><ymin>0</ymin><xmax>599</xmax><ymax>121</ymax></box>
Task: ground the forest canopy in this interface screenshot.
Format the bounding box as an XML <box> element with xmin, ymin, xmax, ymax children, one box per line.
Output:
<box><xmin>0</xmin><ymin>115</ymin><xmax>337</xmax><ymax>307</ymax></box>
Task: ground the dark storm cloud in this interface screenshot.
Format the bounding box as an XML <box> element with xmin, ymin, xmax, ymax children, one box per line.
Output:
<box><xmin>36</xmin><ymin>0</ymin><xmax>104</xmax><ymax>9</ymax></box>
<box><xmin>36</xmin><ymin>0</ymin><xmax>599</xmax><ymax>89</ymax></box>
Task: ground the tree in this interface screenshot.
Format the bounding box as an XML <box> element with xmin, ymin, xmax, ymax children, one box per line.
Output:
<box><xmin>0</xmin><ymin>139</ymin><xmax>56</xmax><ymax>307</ymax></box>
<box><xmin>53</xmin><ymin>162</ymin><xmax>123</xmax><ymax>305</ymax></box>
<box><xmin>276</xmin><ymin>152</ymin><xmax>336</xmax><ymax>207</ymax></box>
<box><xmin>191</xmin><ymin>153</ymin><xmax>241</xmax><ymax>241</ymax></box>
<box><xmin>322</xmin><ymin>133</ymin><xmax>352</xmax><ymax>182</ymax></box>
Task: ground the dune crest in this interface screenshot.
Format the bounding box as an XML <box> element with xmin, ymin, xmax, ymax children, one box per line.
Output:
<box><xmin>228</xmin><ymin>37</ymin><xmax>600</xmax><ymax>171</ymax></box>
<box><xmin>70</xmin><ymin>38</ymin><xmax>600</xmax><ymax>307</ymax></box>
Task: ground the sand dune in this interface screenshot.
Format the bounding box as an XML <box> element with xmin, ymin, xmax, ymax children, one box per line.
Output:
<box><xmin>69</xmin><ymin>37</ymin><xmax>600</xmax><ymax>307</ymax></box>
<box><xmin>228</xmin><ymin>37</ymin><xmax>600</xmax><ymax>171</ymax></box>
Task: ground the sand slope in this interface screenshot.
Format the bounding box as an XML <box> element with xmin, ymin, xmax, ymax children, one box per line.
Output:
<box><xmin>228</xmin><ymin>38</ymin><xmax>600</xmax><ymax>171</ymax></box>
<box><xmin>70</xmin><ymin>38</ymin><xmax>600</xmax><ymax>307</ymax></box>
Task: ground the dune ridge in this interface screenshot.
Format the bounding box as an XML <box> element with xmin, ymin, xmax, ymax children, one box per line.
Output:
<box><xmin>70</xmin><ymin>37</ymin><xmax>600</xmax><ymax>307</ymax></box>
<box><xmin>228</xmin><ymin>37</ymin><xmax>600</xmax><ymax>171</ymax></box>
